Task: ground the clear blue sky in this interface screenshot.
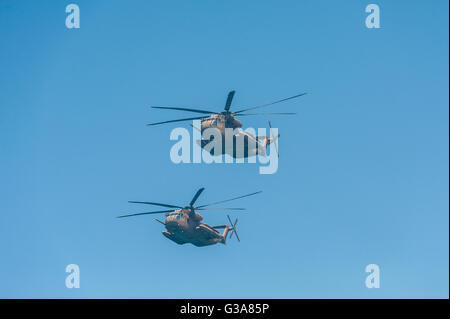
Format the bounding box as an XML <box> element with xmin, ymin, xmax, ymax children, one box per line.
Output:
<box><xmin>0</xmin><ymin>0</ymin><xmax>448</xmax><ymax>298</ymax></box>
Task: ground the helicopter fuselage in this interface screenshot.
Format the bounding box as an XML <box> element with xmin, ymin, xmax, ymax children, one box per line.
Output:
<box><xmin>162</xmin><ymin>208</ymin><xmax>229</xmax><ymax>247</ymax></box>
<box><xmin>198</xmin><ymin>129</ymin><xmax>274</xmax><ymax>158</ymax></box>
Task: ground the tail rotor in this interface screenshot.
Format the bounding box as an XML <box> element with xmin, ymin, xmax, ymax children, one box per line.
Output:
<box><xmin>268</xmin><ymin>120</ymin><xmax>279</xmax><ymax>158</ymax></box>
<box><xmin>227</xmin><ymin>215</ymin><xmax>240</xmax><ymax>242</ymax></box>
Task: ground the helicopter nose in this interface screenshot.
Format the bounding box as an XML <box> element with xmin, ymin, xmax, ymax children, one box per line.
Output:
<box><xmin>164</xmin><ymin>216</ymin><xmax>176</xmax><ymax>229</ymax></box>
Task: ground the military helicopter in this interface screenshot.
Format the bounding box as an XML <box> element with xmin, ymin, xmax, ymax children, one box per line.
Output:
<box><xmin>148</xmin><ymin>90</ymin><xmax>306</xmax><ymax>134</ymax></box>
<box><xmin>117</xmin><ymin>188</ymin><xmax>261</xmax><ymax>247</ymax></box>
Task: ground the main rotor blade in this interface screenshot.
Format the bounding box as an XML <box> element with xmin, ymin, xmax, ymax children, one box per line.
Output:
<box><xmin>147</xmin><ymin>115</ymin><xmax>207</xmax><ymax>126</ymax></box>
<box><xmin>117</xmin><ymin>209</ymin><xmax>173</xmax><ymax>218</ymax></box>
<box><xmin>128</xmin><ymin>201</ymin><xmax>182</xmax><ymax>209</ymax></box>
<box><xmin>224</xmin><ymin>90</ymin><xmax>235</xmax><ymax>111</ymax></box>
<box><xmin>152</xmin><ymin>106</ymin><xmax>217</xmax><ymax>115</ymax></box>
<box><xmin>196</xmin><ymin>191</ymin><xmax>262</xmax><ymax>209</ymax></box>
<box><xmin>233</xmin><ymin>92</ymin><xmax>306</xmax><ymax>114</ymax></box>
<box><xmin>196</xmin><ymin>207</ymin><xmax>246</xmax><ymax>211</ymax></box>
<box><xmin>190</xmin><ymin>187</ymin><xmax>205</xmax><ymax>207</ymax></box>
<box><xmin>235</xmin><ymin>112</ymin><xmax>296</xmax><ymax>116</ymax></box>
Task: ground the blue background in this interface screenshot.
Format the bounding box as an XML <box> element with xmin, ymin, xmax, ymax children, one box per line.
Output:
<box><xmin>0</xmin><ymin>0</ymin><xmax>448</xmax><ymax>298</ymax></box>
